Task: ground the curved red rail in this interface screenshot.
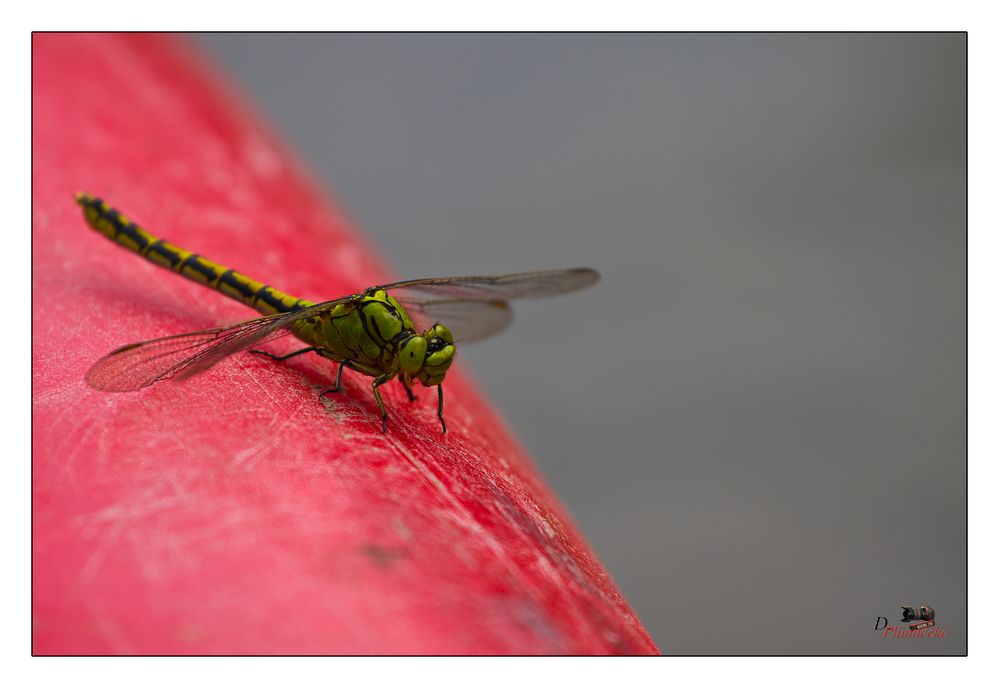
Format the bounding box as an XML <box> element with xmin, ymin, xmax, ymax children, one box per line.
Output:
<box><xmin>31</xmin><ymin>33</ymin><xmax>657</xmax><ymax>655</ymax></box>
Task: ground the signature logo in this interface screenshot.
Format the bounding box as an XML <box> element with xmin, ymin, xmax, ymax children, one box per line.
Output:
<box><xmin>875</xmin><ymin>605</ymin><xmax>947</xmax><ymax>638</ymax></box>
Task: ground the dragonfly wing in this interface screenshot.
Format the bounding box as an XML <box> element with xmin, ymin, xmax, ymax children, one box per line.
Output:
<box><xmin>85</xmin><ymin>298</ymin><xmax>352</xmax><ymax>391</ymax></box>
<box><xmin>396</xmin><ymin>297</ymin><xmax>513</xmax><ymax>343</ymax></box>
<box><xmin>85</xmin><ymin>325</ymin><xmax>291</xmax><ymax>391</ymax></box>
<box><xmin>379</xmin><ymin>268</ymin><xmax>599</xmax><ymax>301</ymax></box>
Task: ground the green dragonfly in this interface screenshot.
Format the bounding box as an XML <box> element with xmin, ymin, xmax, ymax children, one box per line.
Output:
<box><xmin>77</xmin><ymin>193</ymin><xmax>599</xmax><ymax>433</ymax></box>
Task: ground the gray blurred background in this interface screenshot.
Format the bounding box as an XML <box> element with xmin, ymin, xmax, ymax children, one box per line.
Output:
<box><xmin>198</xmin><ymin>34</ymin><xmax>966</xmax><ymax>654</ymax></box>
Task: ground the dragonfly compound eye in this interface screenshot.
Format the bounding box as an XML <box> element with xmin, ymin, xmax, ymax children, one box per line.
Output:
<box><xmin>432</xmin><ymin>323</ymin><xmax>454</xmax><ymax>345</ymax></box>
<box><xmin>399</xmin><ymin>335</ymin><xmax>428</xmax><ymax>374</ymax></box>
<box><xmin>416</xmin><ymin>341</ymin><xmax>455</xmax><ymax>387</ymax></box>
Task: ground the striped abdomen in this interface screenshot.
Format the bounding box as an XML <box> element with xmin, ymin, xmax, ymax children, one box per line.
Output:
<box><xmin>76</xmin><ymin>193</ymin><xmax>314</xmax><ymax>316</ymax></box>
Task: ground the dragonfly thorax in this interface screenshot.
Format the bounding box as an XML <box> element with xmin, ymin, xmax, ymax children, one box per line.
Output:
<box><xmin>369</xmin><ymin>290</ymin><xmax>455</xmax><ymax>385</ymax></box>
<box><xmin>290</xmin><ymin>289</ymin><xmax>456</xmax><ymax>387</ymax></box>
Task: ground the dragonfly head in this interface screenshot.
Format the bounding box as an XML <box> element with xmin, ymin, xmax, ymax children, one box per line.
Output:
<box><xmin>398</xmin><ymin>324</ymin><xmax>455</xmax><ymax>386</ymax></box>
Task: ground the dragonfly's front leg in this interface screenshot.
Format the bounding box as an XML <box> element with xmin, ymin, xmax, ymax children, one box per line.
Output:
<box><xmin>371</xmin><ymin>372</ymin><xmax>396</xmax><ymax>433</ymax></box>
<box><xmin>436</xmin><ymin>384</ymin><xmax>447</xmax><ymax>435</ymax></box>
<box><xmin>399</xmin><ymin>375</ymin><xmax>417</xmax><ymax>402</ymax></box>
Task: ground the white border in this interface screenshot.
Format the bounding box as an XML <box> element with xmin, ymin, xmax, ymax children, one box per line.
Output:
<box><xmin>9</xmin><ymin>1</ymin><xmax>992</xmax><ymax>685</ymax></box>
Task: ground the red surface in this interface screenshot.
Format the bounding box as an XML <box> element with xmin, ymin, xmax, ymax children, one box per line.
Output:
<box><xmin>32</xmin><ymin>34</ymin><xmax>657</xmax><ymax>655</ymax></box>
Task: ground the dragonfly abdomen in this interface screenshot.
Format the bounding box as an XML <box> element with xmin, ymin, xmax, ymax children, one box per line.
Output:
<box><xmin>76</xmin><ymin>193</ymin><xmax>313</xmax><ymax>316</ymax></box>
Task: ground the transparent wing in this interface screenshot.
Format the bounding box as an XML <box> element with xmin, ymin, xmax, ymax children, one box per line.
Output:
<box><xmin>396</xmin><ymin>297</ymin><xmax>513</xmax><ymax>343</ymax></box>
<box><xmin>379</xmin><ymin>268</ymin><xmax>599</xmax><ymax>301</ymax></box>
<box><xmin>85</xmin><ymin>298</ymin><xmax>352</xmax><ymax>391</ymax></box>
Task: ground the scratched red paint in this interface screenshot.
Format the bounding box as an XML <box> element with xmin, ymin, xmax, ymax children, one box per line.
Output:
<box><xmin>31</xmin><ymin>34</ymin><xmax>657</xmax><ymax>655</ymax></box>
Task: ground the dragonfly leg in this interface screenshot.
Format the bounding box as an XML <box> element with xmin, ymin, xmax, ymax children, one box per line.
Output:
<box><xmin>437</xmin><ymin>384</ymin><xmax>447</xmax><ymax>435</ymax></box>
<box><xmin>371</xmin><ymin>372</ymin><xmax>395</xmax><ymax>433</ymax></box>
<box><xmin>250</xmin><ymin>346</ymin><xmax>317</xmax><ymax>362</ymax></box>
<box><xmin>399</xmin><ymin>376</ymin><xmax>417</xmax><ymax>402</ymax></box>
<box><xmin>319</xmin><ymin>359</ymin><xmax>350</xmax><ymax>400</ymax></box>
